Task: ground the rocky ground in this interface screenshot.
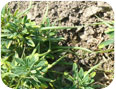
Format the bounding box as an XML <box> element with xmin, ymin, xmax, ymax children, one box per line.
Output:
<box><xmin>8</xmin><ymin>1</ymin><xmax>114</xmax><ymax>88</ymax></box>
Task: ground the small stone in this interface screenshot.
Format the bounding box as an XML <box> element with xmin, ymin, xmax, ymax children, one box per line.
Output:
<box><xmin>83</xmin><ymin>6</ymin><xmax>102</xmax><ymax>18</ymax></box>
<box><xmin>27</xmin><ymin>12</ymin><xmax>35</xmax><ymax>20</ymax></box>
<box><xmin>97</xmin><ymin>1</ymin><xmax>110</xmax><ymax>7</ymax></box>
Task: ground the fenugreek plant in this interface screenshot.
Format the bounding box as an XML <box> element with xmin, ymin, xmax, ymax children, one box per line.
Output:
<box><xmin>63</xmin><ymin>62</ymin><xmax>103</xmax><ymax>89</ymax></box>
<box><xmin>1</xmin><ymin>44</ymin><xmax>66</xmax><ymax>88</ymax></box>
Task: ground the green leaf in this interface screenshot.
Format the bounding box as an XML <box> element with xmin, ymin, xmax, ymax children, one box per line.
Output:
<box><xmin>1</xmin><ymin>33</ymin><xmax>11</xmax><ymax>38</ymax></box>
<box><xmin>27</xmin><ymin>39</ymin><xmax>35</xmax><ymax>47</ymax></box>
<box><xmin>99</xmin><ymin>39</ymin><xmax>114</xmax><ymax>49</ymax></box>
<box><xmin>105</xmin><ymin>28</ymin><xmax>114</xmax><ymax>34</ymax></box>
<box><xmin>40</xmin><ymin>83</ymin><xmax>48</xmax><ymax>89</ymax></box>
<box><xmin>13</xmin><ymin>8</ymin><xmax>19</xmax><ymax>17</ymax></box>
<box><xmin>106</xmin><ymin>31</ymin><xmax>114</xmax><ymax>39</ymax></box>
<box><xmin>33</xmin><ymin>83</ymin><xmax>41</xmax><ymax>89</ymax></box>
<box><xmin>46</xmin><ymin>54</ymin><xmax>54</xmax><ymax>60</ymax></box>
<box><xmin>12</xmin><ymin>66</ymin><xmax>27</xmax><ymax>75</ymax></box>
<box><xmin>64</xmin><ymin>72</ymin><xmax>74</xmax><ymax>82</ymax></box>
<box><xmin>82</xmin><ymin>75</ymin><xmax>90</xmax><ymax>83</ymax></box>
<box><xmin>30</xmin><ymin>75</ymin><xmax>40</xmax><ymax>82</ymax></box>
<box><xmin>84</xmin><ymin>62</ymin><xmax>102</xmax><ymax>78</ymax></box>
<box><xmin>85</xmin><ymin>87</ymin><xmax>94</xmax><ymax>89</ymax></box>
<box><xmin>1</xmin><ymin>49</ymin><xmax>11</xmax><ymax>53</ymax></box>
<box><xmin>90</xmin><ymin>79</ymin><xmax>94</xmax><ymax>83</ymax></box>
<box><xmin>72</xmin><ymin>63</ymin><xmax>78</xmax><ymax>79</ymax></box>
<box><xmin>79</xmin><ymin>68</ymin><xmax>84</xmax><ymax>79</ymax></box>
<box><xmin>15</xmin><ymin>58</ymin><xmax>25</xmax><ymax>65</ymax></box>
<box><xmin>38</xmin><ymin>75</ymin><xmax>54</xmax><ymax>82</ymax></box>
<box><xmin>6</xmin><ymin>40</ymin><xmax>12</xmax><ymax>49</ymax></box>
<box><xmin>18</xmin><ymin>1</ymin><xmax>32</xmax><ymax>17</ymax></box>
<box><xmin>36</xmin><ymin>60</ymin><xmax>48</xmax><ymax>68</ymax></box>
<box><xmin>90</xmin><ymin>72</ymin><xmax>96</xmax><ymax>78</ymax></box>
<box><xmin>22</xmin><ymin>29</ymin><xmax>28</xmax><ymax>34</ymax></box>
<box><xmin>46</xmin><ymin>18</ymin><xmax>50</xmax><ymax>27</ymax></box>
<box><xmin>1</xmin><ymin>6</ymin><xmax>6</xmax><ymax>15</ymax></box>
<box><xmin>41</xmin><ymin>66</ymin><xmax>48</xmax><ymax>73</ymax></box>
<box><xmin>42</xmin><ymin>4</ymin><xmax>49</xmax><ymax>24</ymax></box>
<box><xmin>2</xmin><ymin>72</ymin><xmax>18</xmax><ymax>78</ymax></box>
<box><xmin>31</xmin><ymin>70</ymin><xmax>37</xmax><ymax>74</ymax></box>
<box><xmin>48</xmin><ymin>37</ymin><xmax>65</xmax><ymax>41</ymax></box>
<box><xmin>22</xmin><ymin>15</ymin><xmax>28</xmax><ymax>23</ymax></box>
<box><xmin>1</xmin><ymin>29</ymin><xmax>10</xmax><ymax>33</ymax></box>
<box><xmin>28</xmin><ymin>54</ymin><xmax>39</xmax><ymax>67</ymax></box>
<box><xmin>9</xmin><ymin>32</ymin><xmax>17</xmax><ymax>39</ymax></box>
<box><xmin>49</xmin><ymin>32</ymin><xmax>55</xmax><ymax>36</ymax></box>
<box><xmin>14</xmin><ymin>51</ymin><xmax>19</xmax><ymax>58</ymax></box>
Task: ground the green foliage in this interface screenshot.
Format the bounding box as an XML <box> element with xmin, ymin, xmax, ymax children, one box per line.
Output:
<box><xmin>1</xmin><ymin>4</ymin><xmax>37</xmax><ymax>58</ymax></box>
<box><xmin>2</xmin><ymin>44</ymin><xmax>67</xmax><ymax>89</ymax></box>
<box><xmin>97</xmin><ymin>19</ymin><xmax>114</xmax><ymax>49</ymax></box>
<box><xmin>2</xmin><ymin>51</ymin><xmax>52</xmax><ymax>89</ymax></box>
<box><xmin>63</xmin><ymin>62</ymin><xmax>102</xmax><ymax>89</ymax></box>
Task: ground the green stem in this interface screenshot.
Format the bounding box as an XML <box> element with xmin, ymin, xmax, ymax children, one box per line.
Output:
<box><xmin>40</xmin><ymin>26</ymin><xmax>83</xmax><ymax>31</ymax></box>
<box><xmin>18</xmin><ymin>1</ymin><xmax>32</xmax><ymax>17</ymax></box>
<box><xmin>96</xmin><ymin>68</ymin><xmax>114</xmax><ymax>73</ymax></box>
<box><xmin>58</xmin><ymin>61</ymin><xmax>73</xmax><ymax>66</ymax></box>
<box><xmin>38</xmin><ymin>49</ymin><xmax>51</xmax><ymax>57</ymax></box>
<box><xmin>95</xmin><ymin>49</ymin><xmax>114</xmax><ymax>54</ymax></box>
<box><xmin>84</xmin><ymin>61</ymin><xmax>103</xmax><ymax>78</ymax></box>
<box><xmin>54</xmin><ymin>46</ymin><xmax>93</xmax><ymax>53</ymax></box>
<box><xmin>83</xmin><ymin>55</ymin><xmax>109</xmax><ymax>78</ymax></box>
<box><xmin>15</xmin><ymin>77</ymin><xmax>22</xmax><ymax>89</ymax></box>
<box><xmin>48</xmin><ymin>55</ymin><xmax>66</xmax><ymax>69</ymax></box>
<box><xmin>48</xmin><ymin>30</ymin><xmax>51</xmax><ymax>50</ymax></box>
<box><xmin>48</xmin><ymin>70</ymin><xmax>64</xmax><ymax>75</ymax></box>
<box><xmin>49</xmin><ymin>40</ymin><xmax>51</xmax><ymax>50</ymax></box>
<box><xmin>38</xmin><ymin>41</ymin><xmax>40</xmax><ymax>54</ymax></box>
<box><xmin>21</xmin><ymin>46</ymin><xmax>25</xmax><ymax>58</ymax></box>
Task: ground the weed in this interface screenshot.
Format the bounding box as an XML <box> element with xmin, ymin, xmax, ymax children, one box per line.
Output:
<box><xmin>93</xmin><ymin>16</ymin><xmax>114</xmax><ymax>49</ymax></box>
<box><xmin>98</xmin><ymin>21</ymin><xmax>114</xmax><ymax>49</ymax></box>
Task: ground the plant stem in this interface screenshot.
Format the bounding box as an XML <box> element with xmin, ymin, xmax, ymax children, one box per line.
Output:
<box><xmin>38</xmin><ymin>49</ymin><xmax>51</xmax><ymax>56</ymax></box>
<box><xmin>54</xmin><ymin>46</ymin><xmax>93</xmax><ymax>53</ymax></box>
<box><xmin>18</xmin><ymin>1</ymin><xmax>32</xmax><ymax>17</ymax></box>
<box><xmin>15</xmin><ymin>77</ymin><xmax>22</xmax><ymax>89</ymax></box>
<box><xmin>83</xmin><ymin>55</ymin><xmax>109</xmax><ymax>78</ymax></box>
<box><xmin>95</xmin><ymin>49</ymin><xmax>114</xmax><ymax>54</ymax></box>
<box><xmin>84</xmin><ymin>61</ymin><xmax>103</xmax><ymax>78</ymax></box>
<box><xmin>21</xmin><ymin>46</ymin><xmax>25</xmax><ymax>58</ymax></box>
<box><xmin>48</xmin><ymin>55</ymin><xmax>66</xmax><ymax>69</ymax></box>
<box><xmin>49</xmin><ymin>40</ymin><xmax>51</xmax><ymax>50</ymax></box>
<box><xmin>40</xmin><ymin>26</ymin><xmax>83</xmax><ymax>31</ymax></box>
<box><xmin>38</xmin><ymin>41</ymin><xmax>41</xmax><ymax>54</ymax></box>
<box><xmin>38</xmin><ymin>41</ymin><xmax>41</xmax><ymax>60</ymax></box>
<box><xmin>48</xmin><ymin>70</ymin><xmax>64</xmax><ymax>75</ymax></box>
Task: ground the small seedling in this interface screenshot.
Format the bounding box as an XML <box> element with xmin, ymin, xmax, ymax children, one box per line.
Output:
<box><xmin>63</xmin><ymin>62</ymin><xmax>103</xmax><ymax>89</ymax></box>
